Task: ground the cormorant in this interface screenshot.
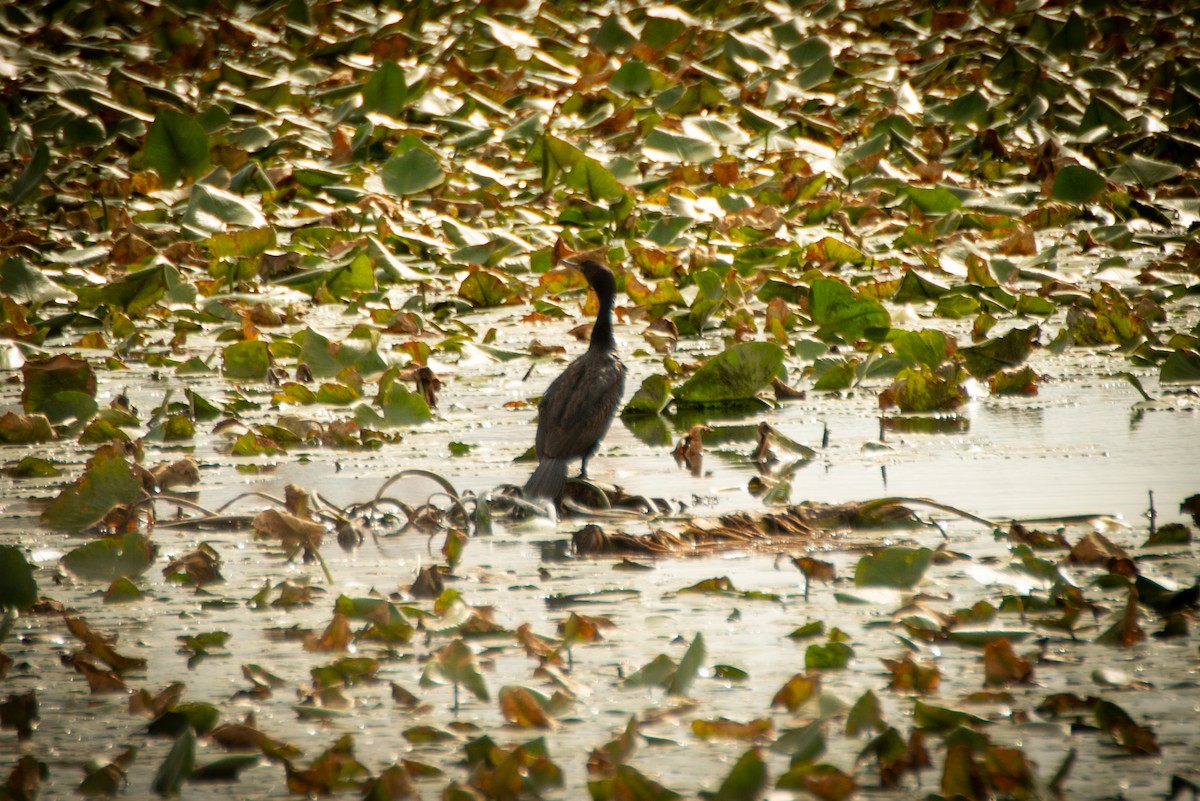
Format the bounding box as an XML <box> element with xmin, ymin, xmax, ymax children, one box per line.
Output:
<box><xmin>524</xmin><ymin>259</ymin><xmax>626</xmax><ymax>500</ymax></box>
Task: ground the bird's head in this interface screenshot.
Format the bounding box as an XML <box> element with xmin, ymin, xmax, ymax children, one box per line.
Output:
<box><xmin>563</xmin><ymin>257</ymin><xmax>617</xmax><ymax>298</ymax></box>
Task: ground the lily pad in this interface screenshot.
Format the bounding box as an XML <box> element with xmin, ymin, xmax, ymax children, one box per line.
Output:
<box><xmin>1050</xmin><ymin>165</ymin><xmax>1105</xmax><ymax>205</ymax></box>
<box><xmin>674</xmin><ymin>342</ymin><xmax>784</xmax><ymax>405</ymax></box>
<box><xmin>382</xmin><ymin>148</ymin><xmax>444</xmax><ymax>196</ymax></box>
<box><xmin>810</xmin><ymin>278</ymin><xmax>890</xmax><ymax>342</ymax></box>
<box><xmin>622</xmin><ymin>374</ymin><xmax>672</xmax><ymax>416</ymax></box>
<box><xmin>854</xmin><ymin>547</ymin><xmax>933</xmax><ymax>589</ymax></box>
<box><xmin>62</xmin><ymin>532</ymin><xmax>157</xmax><ymax>581</ymax></box>
<box><xmin>143</xmin><ymin>109</ymin><xmax>210</xmax><ymax>187</ymax></box>
<box><xmin>42</xmin><ymin>451</ymin><xmax>143</xmax><ymax>532</ymax></box>
<box><xmin>0</xmin><ymin>546</ymin><xmax>38</xmax><ymax>611</ymax></box>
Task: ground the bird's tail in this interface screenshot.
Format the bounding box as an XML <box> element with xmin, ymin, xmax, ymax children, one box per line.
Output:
<box><xmin>524</xmin><ymin>459</ymin><xmax>568</xmax><ymax>500</ymax></box>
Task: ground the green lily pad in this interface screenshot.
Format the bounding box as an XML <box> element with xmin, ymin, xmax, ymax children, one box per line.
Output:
<box><xmin>75</xmin><ymin>264</ymin><xmax>172</xmax><ymax>316</ymax></box>
<box><xmin>892</xmin><ymin>329</ymin><xmax>953</xmax><ymax>368</ymax></box>
<box><xmin>564</xmin><ymin>156</ymin><xmax>627</xmax><ymax>201</ymax></box>
<box><xmin>0</xmin><ymin>545</ymin><xmax>38</xmax><ymax>611</ymax></box>
<box><xmin>1</xmin><ymin>255</ymin><xmax>71</xmax><ymax>304</ymax></box>
<box><xmin>1109</xmin><ymin>154</ymin><xmax>1183</xmax><ymax>187</ymax></box>
<box><xmin>673</xmin><ymin>342</ymin><xmax>784</xmax><ymax>404</ymax></box>
<box><xmin>882</xmin><ymin>366</ymin><xmax>966</xmax><ymax>412</ymax></box>
<box><xmin>854</xmin><ymin>546</ymin><xmax>933</xmax><ymax>589</ymax></box>
<box><xmin>643</xmin><ymin>129</ymin><xmax>719</xmax><ymax>163</ymax></box>
<box><xmin>622</xmin><ymin>374</ymin><xmax>672</xmax><ymax>416</ymax></box>
<box><xmin>805</xmin><ymin>641</ymin><xmax>853</xmax><ymax>670</ymax></box>
<box><xmin>946</xmin><ymin>628</ymin><xmax>1035</xmax><ymax>647</ymax></box>
<box><xmin>62</xmin><ymin>532</ymin><xmax>156</xmax><ymax>581</ymax></box>
<box><xmin>183</xmin><ymin>184</ymin><xmax>266</xmax><ymax>232</ymax></box>
<box><xmin>1051</xmin><ymin>165</ymin><xmax>1105</xmax><ymax>205</ymax></box>
<box><xmin>810</xmin><ymin>278</ymin><xmax>890</xmax><ymax>342</ymax></box>
<box><xmin>360</xmin><ymin>60</ymin><xmax>409</xmax><ymax>118</ymax></box>
<box><xmin>667</xmin><ymin>633</ymin><xmax>706</xmax><ymax>696</ymax></box>
<box><xmin>21</xmin><ymin>354</ymin><xmax>96</xmax><ymax>421</ymax></box>
<box><xmin>42</xmin><ymin>451</ymin><xmax>143</xmax><ymax>532</ymax></box>
<box><xmin>1160</xmin><ymin>349</ymin><xmax>1200</xmax><ymax>383</ymax></box>
<box><xmin>143</xmin><ymin>109</ymin><xmax>210</xmax><ymax>186</ymax></box>
<box><xmin>960</xmin><ymin>325</ymin><xmax>1039</xmax><ymax>378</ymax></box>
<box><xmin>151</xmin><ymin>726</ymin><xmax>196</xmax><ymax>797</ymax></box>
<box><xmin>707</xmin><ymin>748</ymin><xmax>767</xmax><ymax>801</ymax></box>
<box><xmin>382</xmin><ymin>148</ymin><xmax>444</xmax><ymax>196</ymax></box>
<box><xmin>221</xmin><ymin>340</ymin><xmax>270</xmax><ymax>381</ymax></box>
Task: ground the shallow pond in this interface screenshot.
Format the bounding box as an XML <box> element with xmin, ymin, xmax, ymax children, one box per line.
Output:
<box><xmin>1</xmin><ymin>300</ymin><xmax>1197</xmax><ymax>800</ymax></box>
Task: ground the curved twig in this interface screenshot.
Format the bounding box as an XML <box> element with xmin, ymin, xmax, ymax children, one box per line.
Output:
<box><xmin>216</xmin><ymin>491</ymin><xmax>287</xmax><ymax>514</ymax></box>
<box><xmin>860</xmin><ymin>497</ymin><xmax>998</xmax><ymax>529</ymax></box>
<box><xmin>152</xmin><ymin>493</ymin><xmax>222</xmax><ymax>518</ymax></box>
<box><xmin>373</xmin><ymin>469</ymin><xmax>462</xmax><ymax>506</ymax></box>
<box><xmin>563</xmin><ymin>478</ymin><xmax>612</xmax><ymax>510</ymax></box>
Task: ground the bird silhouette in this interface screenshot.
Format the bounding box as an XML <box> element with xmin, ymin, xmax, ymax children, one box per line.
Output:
<box><xmin>524</xmin><ymin>259</ymin><xmax>626</xmax><ymax>500</ymax></box>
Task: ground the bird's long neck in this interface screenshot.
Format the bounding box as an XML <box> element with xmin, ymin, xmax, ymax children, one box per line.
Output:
<box><xmin>589</xmin><ymin>287</ymin><xmax>616</xmax><ymax>353</ymax></box>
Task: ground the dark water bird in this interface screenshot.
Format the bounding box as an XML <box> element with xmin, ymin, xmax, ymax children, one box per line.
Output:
<box><xmin>524</xmin><ymin>259</ymin><xmax>626</xmax><ymax>500</ymax></box>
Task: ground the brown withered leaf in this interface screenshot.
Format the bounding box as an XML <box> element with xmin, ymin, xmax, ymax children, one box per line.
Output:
<box><xmin>792</xmin><ymin>556</ymin><xmax>836</xmax><ymax>599</ymax></box>
<box><xmin>771</xmin><ymin>672</ymin><xmax>820</xmax><ymax>712</ymax></box>
<box><xmin>211</xmin><ymin>718</ymin><xmax>303</xmax><ymax>761</ymax></box>
<box><xmin>772</xmin><ymin>376</ymin><xmax>806</xmax><ymax>399</ymax></box>
<box><xmin>150</xmin><ymin>457</ymin><xmax>200</xmax><ymax>490</ymax></box>
<box><xmin>242</xmin><ymin>664</ymin><xmax>287</xmax><ymax>692</ymax></box>
<box><xmin>3</xmin><ymin>754</ymin><xmax>46</xmax><ymax>799</ymax></box>
<box><xmin>0</xmin><ymin>692</ymin><xmax>38</xmax><ymax>740</ymax></box>
<box><xmin>162</xmin><ymin>543</ymin><xmax>223</xmax><ymax>585</ymax></box>
<box><xmin>516</xmin><ymin>623</ymin><xmax>562</xmax><ymax>664</ymax></box>
<box><xmin>785</xmin><ymin>763</ymin><xmax>858</xmax><ymax>801</ymax></box>
<box><xmin>258</xmin><ymin>250</ymin><xmax>302</xmax><ymax>280</ymax></box>
<box><xmin>552</xmin><ymin>236</ymin><xmax>581</xmax><ymax>265</ymax></box>
<box><xmin>413</xmin><ymin>365</ymin><xmax>441</xmax><ymax>408</ymax></box>
<box><xmin>882</xmin><ymin>654</ymin><xmax>941</xmax><ymax>693</ymax></box>
<box><xmin>1181</xmin><ymin>494</ymin><xmax>1200</xmax><ymax>526</ymax></box>
<box><xmin>1007</xmin><ymin>522</ymin><xmax>1069</xmax><ymax>549</ymax></box>
<box><xmin>672</xmin><ymin>424</ymin><xmax>710</xmax><ymax>475</ymax></box>
<box><xmin>62</xmin><ymin>653</ymin><xmax>127</xmax><ymax>694</ymax></box>
<box><xmin>499</xmin><ymin>686</ymin><xmax>555</xmax><ymax>728</ymax></box>
<box><xmin>284</xmin><ymin>734</ymin><xmax>369</xmax><ymax>795</ymax></box>
<box><xmin>587</xmin><ymin>717</ymin><xmax>638</xmax><ymax>777</ymax></box>
<box><xmin>360</xmin><ymin>764</ymin><xmax>415</xmax><ymax>800</ymax></box>
<box><xmin>391</xmin><ymin>683</ymin><xmax>421</xmax><ymax>709</ymax></box>
<box><xmin>272</xmin><ymin>579</ymin><xmax>321</xmax><ymax>608</ymax></box>
<box><xmin>984</xmin><ymin>745</ymin><xmax>1037</xmax><ymax>795</ymax></box>
<box><xmin>129</xmin><ymin>682</ymin><xmax>186</xmax><ymax>717</ymax></box>
<box><xmin>410</xmin><ymin>565</ymin><xmax>445</xmax><ymax>598</ymax></box>
<box><xmin>457</xmin><ymin>605</ymin><xmax>504</xmax><ymax>637</ymax></box>
<box><xmin>868</xmin><ymin>727</ymin><xmax>932</xmax><ymax>789</ymax></box>
<box><xmin>558</xmin><ymin>612</ymin><xmax>614</xmax><ymax>646</ymax></box>
<box><xmin>304</xmin><ymin>612</ymin><xmax>353</xmax><ymax>652</ymax></box>
<box><xmin>283</xmin><ymin>484</ymin><xmax>314</xmax><ymax>519</ymax></box>
<box><xmin>1096</xmin><ymin>702</ymin><xmax>1159</xmax><ymax>756</ymax></box>
<box><xmin>998</xmin><ymin>224</ymin><xmax>1037</xmax><ymax>256</ymax></box>
<box><xmin>0</xmin><ymin>411</ymin><xmax>55</xmax><ymax>444</ymax></box>
<box><xmin>65</xmin><ymin>617</ymin><xmax>146</xmax><ymax>674</ymax></box>
<box><xmin>983</xmin><ymin>639</ymin><xmax>1034</xmax><ymax>686</ymax></box>
<box><xmin>1097</xmin><ymin>588</ymin><xmax>1146</xmax><ymax>648</ymax></box>
<box><xmin>1068</xmin><ymin>531</ymin><xmax>1130</xmax><ymax>565</ymax></box>
<box><xmin>251</xmin><ymin>509</ymin><xmax>325</xmax><ymax>551</ymax></box>
<box><xmin>525</xmin><ymin>341</ymin><xmax>565</xmax><ymax>361</ymax></box>
<box><xmin>109</xmin><ymin>232</ymin><xmax>155</xmax><ymax>265</ymax></box>
<box><xmin>691</xmin><ymin>717</ymin><xmax>773</xmax><ymax>741</ymax></box>
<box><xmin>643</xmin><ymin>317</ymin><xmax>678</xmax><ymax>354</ymax></box>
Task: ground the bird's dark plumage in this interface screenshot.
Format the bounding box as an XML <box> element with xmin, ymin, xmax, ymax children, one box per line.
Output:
<box><xmin>524</xmin><ymin>260</ymin><xmax>626</xmax><ymax>500</ymax></box>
